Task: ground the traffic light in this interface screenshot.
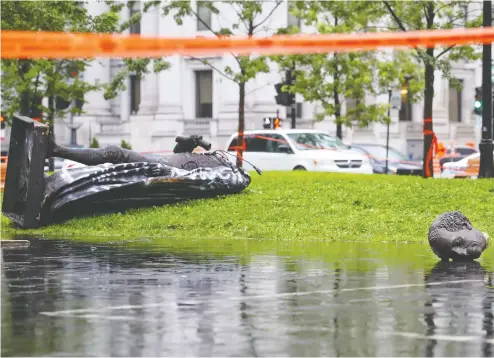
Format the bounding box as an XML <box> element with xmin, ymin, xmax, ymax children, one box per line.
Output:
<box><xmin>263</xmin><ymin>117</ymin><xmax>271</xmax><ymax>129</ymax></box>
<box><xmin>273</xmin><ymin>117</ymin><xmax>281</xmax><ymax>129</ymax></box>
<box><xmin>474</xmin><ymin>87</ymin><xmax>482</xmax><ymax>115</ymax></box>
<box><xmin>1</xmin><ymin>115</ymin><xmax>5</xmax><ymax>130</ymax></box>
<box><xmin>274</xmin><ymin>83</ymin><xmax>294</xmax><ymax>107</ymax></box>
<box><xmin>262</xmin><ymin>117</ymin><xmax>282</xmax><ymax>129</ymax></box>
<box><xmin>56</xmin><ymin>96</ymin><xmax>71</xmax><ymax>110</ymax></box>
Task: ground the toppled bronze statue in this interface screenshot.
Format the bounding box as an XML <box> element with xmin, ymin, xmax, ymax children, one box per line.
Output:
<box><xmin>428</xmin><ymin>211</ymin><xmax>489</xmax><ymax>261</ymax></box>
<box><xmin>2</xmin><ymin>116</ymin><xmax>259</xmax><ymax>229</ymax></box>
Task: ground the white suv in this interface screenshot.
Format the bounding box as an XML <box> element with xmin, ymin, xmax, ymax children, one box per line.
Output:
<box><xmin>225</xmin><ymin>129</ymin><xmax>373</xmax><ymax>174</ymax></box>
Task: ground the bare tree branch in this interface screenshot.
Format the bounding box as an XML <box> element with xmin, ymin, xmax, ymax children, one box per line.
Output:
<box><xmin>187</xmin><ymin>56</ymin><xmax>239</xmax><ymax>84</ymax></box>
<box><xmin>190</xmin><ymin>6</ymin><xmax>242</xmax><ymax>70</ymax></box>
<box><xmin>383</xmin><ymin>1</ymin><xmax>428</xmax><ymax>62</ymax></box>
<box><xmin>364</xmin><ymin>25</ymin><xmax>401</xmax><ymax>31</ymax></box>
<box><xmin>252</xmin><ymin>0</ymin><xmax>282</xmax><ymax>32</ymax></box>
<box><xmin>433</xmin><ymin>3</ymin><xmax>454</xmax><ymax>16</ymax></box>
<box><xmin>383</xmin><ymin>1</ymin><xmax>408</xmax><ymax>32</ymax></box>
<box><xmin>190</xmin><ymin>8</ymin><xmax>219</xmax><ymax>36</ymax></box>
<box><xmin>423</xmin><ymin>3</ymin><xmax>430</xmax><ymax>24</ymax></box>
<box><xmin>245</xmin><ymin>82</ymin><xmax>272</xmax><ymax>96</ymax></box>
<box><xmin>231</xmin><ymin>3</ymin><xmax>249</xmax><ymax>31</ymax></box>
<box><xmin>435</xmin><ymin>45</ymin><xmax>455</xmax><ymax>59</ymax></box>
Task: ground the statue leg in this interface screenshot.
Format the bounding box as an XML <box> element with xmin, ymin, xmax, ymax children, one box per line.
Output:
<box><xmin>48</xmin><ymin>139</ymin><xmax>152</xmax><ymax>166</ymax></box>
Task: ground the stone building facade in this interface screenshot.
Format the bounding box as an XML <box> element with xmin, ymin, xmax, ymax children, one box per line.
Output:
<box><xmin>51</xmin><ymin>0</ymin><xmax>485</xmax><ymax>159</ymax></box>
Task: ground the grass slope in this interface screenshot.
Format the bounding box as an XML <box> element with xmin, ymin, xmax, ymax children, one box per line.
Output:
<box><xmin>1</xmin><ymin>172</ymin><xmax>493</xmax><ymax>243</ymax></box>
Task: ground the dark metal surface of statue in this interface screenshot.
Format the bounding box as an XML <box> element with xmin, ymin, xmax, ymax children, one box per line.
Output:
<box><xmin>2</xmin><ymin>116</ymin><xmax>258</xmax><ymax>229</ymax></box>
<box><xmin>428</xmin><ymin>211</ymin><xmax>489</xmax><ymax>261</ymax></box>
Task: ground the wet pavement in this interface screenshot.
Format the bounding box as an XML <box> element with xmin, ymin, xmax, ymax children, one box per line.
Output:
<box><xmin>1</xmin><ymin>237</ymin><xmax>494</xmax><ymax>357</ymax></box>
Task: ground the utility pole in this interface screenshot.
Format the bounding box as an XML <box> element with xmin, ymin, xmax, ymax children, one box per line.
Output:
<box><xmin>479</xmin><ymin>0</ymin><xmax>494</xmax><ymax>178</ymax></box>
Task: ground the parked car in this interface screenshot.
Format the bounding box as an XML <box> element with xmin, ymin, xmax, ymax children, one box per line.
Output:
<box><xmin>225</xmin><ymin>129</ymin><xmax>373</xmax><ymax>174</ymax></box>
<box><xmin>439</xmin><ymin>145</ymin><xmax>478</xmax><ymax>169</ymax></box>
<box><xmin>441</xmin><ymin>151</ymin><xmax>493</xmax><ymax>179</ymax></box>
<box><xmin>61</xmin><ymin>158</ymin><xmax>86</xmax><ymax>170</ymax></box>
<box><xmin>349</xmin><ymin>143</ymin><xmax>423</xmax><ymax>175</ymax></box>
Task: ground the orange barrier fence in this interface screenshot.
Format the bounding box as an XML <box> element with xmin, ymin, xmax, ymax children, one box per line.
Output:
<box><xmin>2</xmin><ymin>27</ymin><xmax>494</xmax><ymax>59</ymax></box>
<box><xmin>1</xmin><ymin>157</ymin><xmax>8</xmax><ymax>192</ymax></box>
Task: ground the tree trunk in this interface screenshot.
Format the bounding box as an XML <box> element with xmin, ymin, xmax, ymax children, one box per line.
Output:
<box><xmin>422</xmin><ymin>47</ymin><xmax>435</xmax><ymax>178</ymax></box>
<box><xmin>333</xmin><ymin>51</ymin><xmax>342</xmax><ymax>140</ymax></box>
<box><xmin>20</xmin><ymin>92</ymin><xmax>31</xmax><ymax>117</ymax></box>
<box><xmin>336</xmin><ymin>123</ymin><xmax>342</xmax><ymax>140</ymax></box>
<box><xmin>48</xmin><ymin>95</ymin><xmax>55</xmax><ymax>172</ymax></box>
<box><xmin>236</xmin><ymin>81</ymin><xmax>245</xmax><ymax>168</ymax></box>
<box><xmin>19</xmin><ymin>61</ymin><xmax>31</xmax><ymax>116</ymax></box>
<box><xmin>334</xmin><ymin>87</ymin><xmax>342</xmax><ymax>140</ymax></box>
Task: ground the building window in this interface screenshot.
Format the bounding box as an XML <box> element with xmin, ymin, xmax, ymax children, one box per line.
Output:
<box><xmin>245</xmin><ymin>135</ymin><xmax>268</xmax><ymax>152</ymax></box>
<box><xmin>197</xmin><ymin>1</ymin><xmax>212</xmax><ymax>31</ymax></box>
<box><xmin>448</xmin><ymin>80</ymin><xmax>463</xmax><ymax>123</ymax></box>
<box><xmin>196</xmin><ymin>70</ymin><xmax>213</xmax><ymax>118</ymax></box>
<box><xmin>287</xmin><ymin>4</ymin><xmax>301</xmax><ymax>29</ymax></box>
<box><xmin>129</xmin><ymin>2</ymin><xmax>141</xmax><ymax>34</ymax></box>
<box><xmin>130</xmin><ymin>75</ymin><xmax>141</xmax><ymax>114</ymax></box>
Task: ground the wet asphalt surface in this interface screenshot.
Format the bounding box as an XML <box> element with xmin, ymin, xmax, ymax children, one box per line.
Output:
<box><xmin>1</xmin><ymin>238</ymin><xmax>494</xmax><ymax>357</ymax></box>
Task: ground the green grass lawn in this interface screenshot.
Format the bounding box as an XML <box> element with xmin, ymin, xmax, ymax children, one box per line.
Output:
<box><xmin>1</xmin><ymin>172</ymin><xmax>493</xmax><ymax>243</ymax></box>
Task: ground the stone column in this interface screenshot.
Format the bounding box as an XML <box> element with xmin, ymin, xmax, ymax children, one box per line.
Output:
<box><xmin>156</xmin><ymin>56</ymin><xmax>183</xmax><ymax>117</ymax></box>
<box><xmin>156</xmin><ymin>14</ymin><xmax>183</xmax><ymax>117</ymax></box>
<box><xmin>119</xmin><ymin>3</ymin><xmax>130</xmax><ymax>122</ymax></box>
<box><xmin>83</xmin><ymin>0</ymin><xmax>112</xmax><ymax>116</ymax></box>
<box><xmin>137</xmin><ymin>4</ymin><xmax>159</xmax><ymax>115</ymax></box>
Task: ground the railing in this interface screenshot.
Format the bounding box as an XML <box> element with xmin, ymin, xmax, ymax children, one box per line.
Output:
<box><xmin>183</xmin><ymin>118</ymin><xmax>211</xmax><ymax>135</ymax></box>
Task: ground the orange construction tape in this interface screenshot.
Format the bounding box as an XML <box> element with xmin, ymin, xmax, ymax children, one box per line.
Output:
<box><xmin>2</xmin><ymin>27</ymin><xmax>494</xmax><ymax>59</ymax></box>
<box><xmin>423</xmin><ymin>118</ymin><xmax>438</xmax><ymax>178</ymax></box>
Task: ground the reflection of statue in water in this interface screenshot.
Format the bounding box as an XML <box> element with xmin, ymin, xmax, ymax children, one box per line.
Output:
<box><xmin>423</xmin><ymin>260</ymin><xmax>493</xmax><ymax>357</ymax></box>
<box><xmin>428</xmin><ymin>211</ymin><xmax>489</xmax><ymax>261</ymax></box>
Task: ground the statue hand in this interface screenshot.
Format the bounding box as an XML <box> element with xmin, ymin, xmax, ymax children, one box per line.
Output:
<box><xmin>144</xmin><ymin>163</ymin><xmax>169</xmax><ymax>177</ymax></box>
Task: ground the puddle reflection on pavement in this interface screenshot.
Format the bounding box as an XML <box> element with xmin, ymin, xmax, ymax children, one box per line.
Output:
<box><xmin>1</xmin><ymin>237</ymin><xmax>494</xmax><ymax>357</ymax></box>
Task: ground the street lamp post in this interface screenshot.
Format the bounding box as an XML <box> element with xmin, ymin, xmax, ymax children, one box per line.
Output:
<box><xmin>479</xmin><ymin>0</ymin><xmax>494</xmax><ymax>178</ymax></box>
<box><xmin>385</xmin><ymin>88</ymin><xmax>392</xmax><ymax>174</ymax></box>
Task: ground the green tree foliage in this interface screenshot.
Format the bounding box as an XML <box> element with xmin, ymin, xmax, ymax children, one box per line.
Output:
<box><xmin>1</xmin><ymin>1</ymin><xmax>123</xmax><ymax>122</ymax></box>
<box><xmin>272</xmin><ymin>1</ymin><xmax>423</xmax><ymax>139</ymax></box>
<box><xmin>380</xmin><ymin>1</ymin><xmax>482</xmax><ymax>177</ymax></box>
<box><xmin>120</xmin><ymin>139</ymin><xmax>132</xmax><ymax>150</ymax></box>
<box><xmin>1</xmin><ymin>0</ymin><xmax>124</xmax><ymax>170</ymax></box>
<box><xmin>90</xmin><ymin>137</ymin><xmax>100</xmax><ymax>148</ymax></box>
<box><xmin>134</xmin><ymin>0</ymin><xmax>282</xmax><ymax>167</ymax></box>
